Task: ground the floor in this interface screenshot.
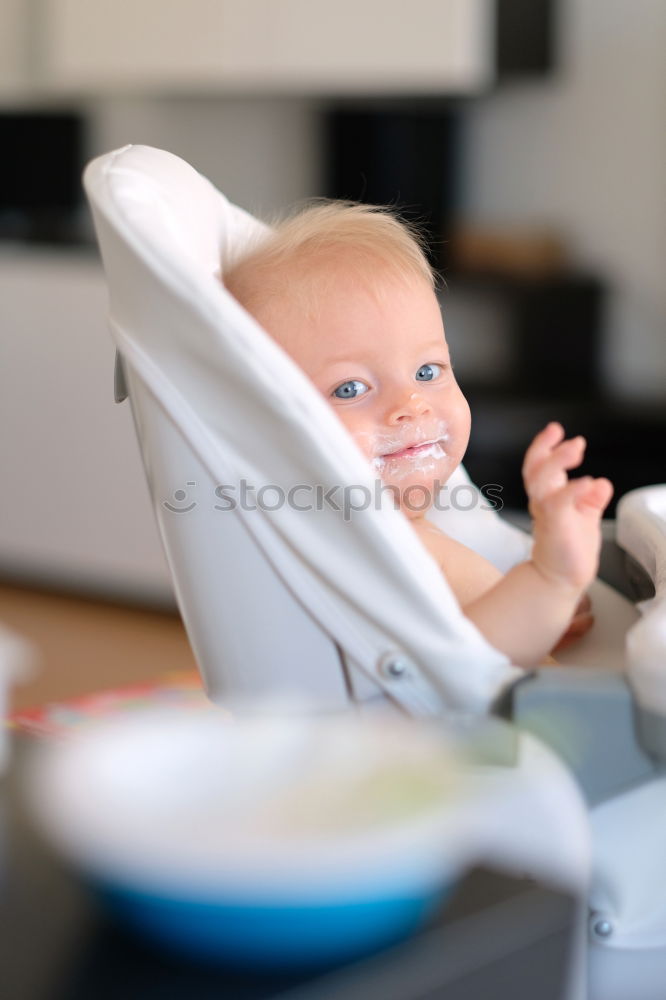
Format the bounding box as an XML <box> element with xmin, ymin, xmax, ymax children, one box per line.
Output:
<box><xmin>1</xmin><ymin>582</ymin><xmax>197</xmax><ymax>713</ymax></box>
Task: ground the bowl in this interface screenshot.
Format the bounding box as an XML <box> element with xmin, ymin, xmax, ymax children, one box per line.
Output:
<box><xmin>27</xmin><ymin>707</ymin><xmax>468</xmax><ymax>969</ymax></box>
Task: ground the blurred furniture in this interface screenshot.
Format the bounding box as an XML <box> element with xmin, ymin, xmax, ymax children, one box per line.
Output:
<box><xmin>0</xmin><ymin>112</ymin><xmax>86</xmax><ymax>244</ymax></box>
<box><xmin>4</xmin><ymin>0</ymin><xmax>491</xmax><ymax>97</ymax></box>
<box><xmin>2</xmin><ymin>0</ymin><xmax>557</xmax><ymax>99</ymax></box>
<box><xmin>440</xmin><ymin>271</ymin><xmax>666</xmax><ymax>518</ymax></box>
<box><xmin>464</xmin><ymin>392</ymin><xmax>666</xmax><ymax>518</ymax></box>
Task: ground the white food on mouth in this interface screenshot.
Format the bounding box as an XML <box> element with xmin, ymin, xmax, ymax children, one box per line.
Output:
<box><xmin>361</xmin><ymin>420</ymin><xmax>451</xmax><ymax>478</ymax></box>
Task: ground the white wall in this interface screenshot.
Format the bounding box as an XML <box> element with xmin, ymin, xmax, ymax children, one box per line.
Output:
<box><xmin>88</xmin><ymin>96</ymin><xmax>322</xmax><ymax>219</ymax></box>
<box><xmin>461</xmin><ymin>0</ymin><xmax>666</xmax><ymax>400</ymax></box>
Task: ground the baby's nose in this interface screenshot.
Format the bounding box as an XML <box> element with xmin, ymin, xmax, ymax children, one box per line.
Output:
<box><xmin>387</xmin><ymin>390</ymin><xmax>432</xmax><ymax>423</ymax></box>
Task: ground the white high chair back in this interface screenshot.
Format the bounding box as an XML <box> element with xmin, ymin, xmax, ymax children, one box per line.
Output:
<box><xmin>83</xmin><ymin>145</ymin><xmax>529</xmax><ymax>717</ymax></box>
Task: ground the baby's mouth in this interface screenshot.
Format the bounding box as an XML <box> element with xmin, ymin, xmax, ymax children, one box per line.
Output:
<box><xmin>381</xmin><ymin>438</ymin><xmax>444</xmax><ymax>462</ymax></box>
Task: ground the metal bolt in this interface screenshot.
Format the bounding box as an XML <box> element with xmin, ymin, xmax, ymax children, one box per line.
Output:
<box><xmin>590</xmin><ymin>916</ymin><xmax>614</xmax><ymax>940</ymax></box>
<box><xmin>385</xmin><ymin>658</ymin><xmax>409</xmax><ymax>679</ymax></box>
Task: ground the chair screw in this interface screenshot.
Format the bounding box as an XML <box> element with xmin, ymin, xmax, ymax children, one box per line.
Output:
<box><xmin>386</xmin><ymin>658</ymin><xmax>408</xmax><ymax>678</ymax></box>
<box><xmin>590</xmin><ymin>916</ymin><xmax>613</xmax><ymax>940</ymax></box>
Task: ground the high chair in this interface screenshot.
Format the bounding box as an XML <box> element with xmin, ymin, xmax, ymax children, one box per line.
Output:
<box><xmin>84</xmin><ymin>145</ymin><xmax>666</xmax><ymax>1000</ymax></box>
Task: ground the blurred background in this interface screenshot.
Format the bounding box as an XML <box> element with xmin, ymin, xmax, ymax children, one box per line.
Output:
<box><xmin>1</xmin><ymin>0</ymin><xmax>665</xmax><ymax>704</ymax></box>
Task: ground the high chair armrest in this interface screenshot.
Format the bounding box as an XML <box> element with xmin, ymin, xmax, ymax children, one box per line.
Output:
<box><xmin>598</xmin><ymin>520</ymin><xmax>656</xmax><ymax>602</ymax></box>
<box><xmin>495</xmin><ymin>666</ymin><xmax>660</xmax><ymax>806</ymax></box>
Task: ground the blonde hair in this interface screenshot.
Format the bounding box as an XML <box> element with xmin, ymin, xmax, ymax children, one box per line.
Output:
<box><xmin>224</xmin><ymin>200</ymin><xmax>437</xmax><ymax>320</ymax></box>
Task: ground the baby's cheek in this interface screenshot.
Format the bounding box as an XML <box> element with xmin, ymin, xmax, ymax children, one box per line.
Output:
<box><xmin>443</xmin><ymin>427</ymin><xmax>466</xmax><ymax>467</ymax></box>
<box><xmin>446</xmin><ymin>399</ymin><xmax>471</xmax><ymax>459</ymax></box>
<box><xmin>351</xmin><ymin>427</ymin><xmax>386</xmax><ymax>461</ymax></box>
<box><xmin>332</xmin><ymin>413</ymin><xmax>374</xmax><ymax>459</ymax></box>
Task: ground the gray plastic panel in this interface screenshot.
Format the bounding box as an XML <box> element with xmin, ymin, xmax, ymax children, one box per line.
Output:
<box><xmin>505</xmin><ymin>667</ymin><xmax>659</xmax><ymax>805</ymax></box>
<box><xmin>597</xmin><ymin>522</ymin><xmax>655</xmax><ymax>602</ymax></box>
<box><xmin>636</xmin><ymin>707</ymin><xmax>666</xmax><ymax>763</ymax></box>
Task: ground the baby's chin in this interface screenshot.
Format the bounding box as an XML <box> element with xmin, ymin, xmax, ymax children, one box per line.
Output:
<box><xmin>374</xmin><ymin>465</ymin><xmax>451</xmax><ymax>518</ymax></box>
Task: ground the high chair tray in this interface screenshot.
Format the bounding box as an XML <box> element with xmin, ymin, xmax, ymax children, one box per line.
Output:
<box><xmin>3</xmin><ymin>741</ymin><xmax>575</xmax><ymax>1000</ymax></box>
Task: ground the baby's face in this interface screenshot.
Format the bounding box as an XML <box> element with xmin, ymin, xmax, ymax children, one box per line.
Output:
<box><xmin>255</xmin><ymin>267</ymin><xmax>471</xmax><ymax>516</ymax></box>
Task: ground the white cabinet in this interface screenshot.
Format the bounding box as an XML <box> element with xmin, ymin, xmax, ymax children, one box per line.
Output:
<box><xmin>0</xmin><ymin>0</ymin><xmax>27</xmax><ymax>95</ymax></box>
<box><xmin>40</xmin><ymin>0</ymin><xmax>231</xmax><ymax>93</ymax></box>
<box><xmin>0</xmin><ymin>250</ymin><xmax>173</xmax><ymax>602</ymax></box>
<box><xmin>39</xmin><ymin>0</ymin><xmax>495</xmax><ymax>95</ymax></box>
<box><xmin>217</xmin><ymin>0</ymin><xmax>495</xmax><ymax>94</ymax></box>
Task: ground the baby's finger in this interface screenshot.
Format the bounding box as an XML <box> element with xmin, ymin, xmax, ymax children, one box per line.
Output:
<box><xmin>529</xmin><ymin>472</ymin><xmax>598</xmax><ymax>523</ymax></box>
<box><xmin>575</xmin><ymin>592</ymin><xmax>593</xmax><ymax>616</ymax></box>
<box><xmin>526</xmin><ymin>436</ymin><xmax>586</xmax><ymax>504</ymax></box>
<box><xmin>569</xmin><ymin>612</ymin><xmax>595</xmax><ymax>635</ymax></box>
<box><xmin>549</xmin><ymin>475</ymin><xmax>612</xmax><ymax>517</ymax></box>
<box><xmin>575</xmin><ymin>476</ymin><xmax>614</xmax><ymax>514</ymax></box>
<box><xmin>553</xmin><ymin>614</ymin><xmax>595</xmax><ymax>651</ymax></box>
<box><xmin>522</xmin><ymin>422</ymin><xmax>565</xmax><ymax>481</ymax></box>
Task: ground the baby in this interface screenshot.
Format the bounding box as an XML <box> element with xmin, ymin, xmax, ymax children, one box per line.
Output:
<box><xmin>225</xmin><ymin>202</ymin><xmax>613</xmax><ymax>669</ymax></box>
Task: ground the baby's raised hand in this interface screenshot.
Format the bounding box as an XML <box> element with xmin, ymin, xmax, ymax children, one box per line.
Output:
<box><xmin>522</xmin><ymin>423</ymin><xmax>613</xmax><ymax>595</ymax></box>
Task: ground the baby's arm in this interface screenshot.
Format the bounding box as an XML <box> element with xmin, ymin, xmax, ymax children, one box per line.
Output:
<box><xmin>553</xmin><ymin>593</ymin><xmax>594</xmax><ymax>650</ymax></box>
<box><xmin>418</xmin><ymin>424</ymin><xmax>613</xmax><ymax>667</ymax></box>
<box><xmin>412</xmin><ymin>520</ymin><xmax>504</xmax><ymax>604</ymax></box>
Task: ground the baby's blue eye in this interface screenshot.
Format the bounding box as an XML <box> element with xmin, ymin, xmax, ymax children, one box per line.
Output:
<box><xmin>415</xmin><ymin>363</ymin><xmax>443</xmax><ymax>381</ymax></box>
<box><xmin>332</xmin><ymin>379</ymin><xmax>369</xmax><ymax>400</ymax></box>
